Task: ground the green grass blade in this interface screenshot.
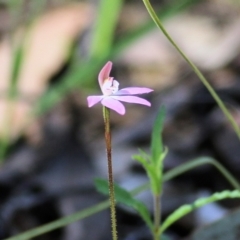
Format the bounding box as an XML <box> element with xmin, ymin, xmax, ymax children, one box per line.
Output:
<box><xmin>4</xmin><ymin>200</ymin><xmax>109</xmax><ymax>240</ymax></box>
<box><xmin>5</xmin><ymin>156</ymin><xmax>239</xmax><ymax>240</ymax></box>
<box><xmin>0</xmin><ymin>39</ymin><xmax>25</xmax><ymax>163</ymax></box>
<box><xmin>151</xmin><ymin>106</ymin><xmax>166</xmax><ymax>163</ymax></box>
<box><xmin>163</xmin><ymin>157</ymin><xmax>240</xmax><ymax>191</ymax></box>
<box><xmin>34</xmin><ymin>0</ymin><xmax>200</xmax><ymax>116</ymax></box>
<box><xmin>9</xmin><ymin>40</ymin><xmax>24</xmax><ymax>97</ymax></box>
<box><xmin>95</xmin><ymin>178</ymin><xmax>153</xmax><ymax>231</ymax></box>
<box><xmin>90</xmin><ymin>0</ymin><xmax>123</xmax><ymax>59</ymax></box>
<box><xmin>111</xmin><ymin>0</ymin><xmax>200</xmax><ymax>58</ymax></box>
<box><xmin>142</xmin><ymin>0</ymin><xmax>240</xmax><ymax>140</ymax></box>
<box><xmin>3</xmin><ymin>0</ymin><xmax>201</xmax><ymax>118</ymax></box>
<box><xmin>161</xmin><ymin>190</ymin><xmax>240</xmax><ymax>233</ymax></box>
<box><xmin>33</xmin><ymin>59</ymin><xmax>101</xmax><ymax>115</ymax></box>
<box><xmin>131</xmin><ymin>156</ymin><xmax>240</xmax><ymax>196</ymax></box>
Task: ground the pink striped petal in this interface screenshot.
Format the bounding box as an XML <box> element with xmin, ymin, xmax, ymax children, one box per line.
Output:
<box><xmin>87</xmin><ymin>96</ymin><xmax>103</xmax><ymax>107</ymax></box>
<box><xmin>111</xmin><ymin>96</ymin><xmax>151</xmax><ymax>106</ymax></box>
<box><xmin>98</xmin><ymin>61</ymin><xmax>112</xmax><ymax>87</ymax></box>
<box><xmin>101</xmin><ymin>97</ymin><xmax>125</xmax><ymax>115</ymax></box>
<box><xmin>116</xmin><ymin>87</ymin><xmax>153</xmax><ymax>95</ymax></box>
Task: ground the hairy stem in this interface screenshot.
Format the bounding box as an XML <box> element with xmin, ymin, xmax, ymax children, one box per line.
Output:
<box><xmin>103</xmin><ymin>106</ymin><xmax>118</xmax><ymax>240</ymax></box>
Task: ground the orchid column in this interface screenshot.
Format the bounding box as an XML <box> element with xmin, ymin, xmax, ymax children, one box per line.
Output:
<box><xmin>87</xmin><ymin>61</ymin><xmax>153</xmax><ymax>240</ymax></box>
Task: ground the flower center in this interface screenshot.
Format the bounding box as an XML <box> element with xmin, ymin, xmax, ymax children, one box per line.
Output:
<box><xmin>102</xmin><ymin>78</ymin><xmax>119</xmax><ymax>96</ymax></box>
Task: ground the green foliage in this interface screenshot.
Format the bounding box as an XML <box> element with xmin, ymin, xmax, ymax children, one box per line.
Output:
<box><xmin>35</xmin><ymin>0</ymin><xmax>199</xmax><ymax>115</ymax></box>
<box><xmin>95</xmin><ymin>178</ymin><xmax>153</xmax><ymax>231</ymax></box>
<box><xmin>142</xmin><ymin>0</ymin><xmax>240</xmax><ymax>140</ymax></box>
<box><xmin>4</xmin><ymin>200</ymin><xmax>109</xmax><ymax>240</ymax></box>
<box><xmin>90</xmin><ymin>0</ymin><xmax>123</xmax><ymax>59</ymax></box>
<box><xmin>10</xmin><ymin>41</ymin><xmax>24</xmax><ymax>97</ymax></box>
<box><xmin>161</xmin><ymin>190</ymin><xmax>240</xmax><ymax>233</ymax></box>
<box><xmin>151</xmin><ymin>106</ymin><xmax>166</xmax><ymax>163</ymax></box>
<box><xmin>133</xmin><ymin>106</ymin><xmax>167</xmax><ymax>195</ymax></box>
<box><xmin>133</xmin><ymin>152</ymin><xmax>160</xmax><ymax>195</ymax></box>
<box><xmin>0</xmin><ymin>38</ymin><xmax>25</xmax><ymax>162</ymax></box>
<box><xmin>4</xmin><ymin>0</ymin><xmax>240</xmax><ymax>239</ymax></box>
<box><xmin>3</xmin><ymin>0</ymin><xmax>202</xmax><ymax>117</ymax></box>
<box><xmin>111</xmin><ymin>0</ymin><xmax>199</xmax><ymax>58</ymax></box>
<box><xmin>5</xmin><ymin>156</ymin><xmax>240</xmax><ymax>240</ymax></box>
<box><xmin>131</xmin><ymin>156</ymin><xmax>240</xmax><ymax>196</ymax></box>
<box><xmin>163</xmin><ymin>157</ymin><xmax>240</xmax><ymax>191</ymax></box>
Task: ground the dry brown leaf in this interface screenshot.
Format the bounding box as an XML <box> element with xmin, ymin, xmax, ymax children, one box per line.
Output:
<box><xmin>0</xmin><ymin>3</ymin><xmax>93</xmax><ymax>141</ymax></box>
<box><xmin>118</xmin><ymin>29</ymin><xmax>179</xmax><ymax>90</ymax></box>
<box><xmin>165</xmin><ymin>14</ymin><xmax>240</xmax><ymax>70</ymax></box>
<box><xmin>118</xmin><ymin>2</ymin><xmax>240</xmax><ymax>90</ymax></box>
<box><xmin>19</xmin><ymin>3</ymin><xmax>93</xmax><ymax>97</ymax></box>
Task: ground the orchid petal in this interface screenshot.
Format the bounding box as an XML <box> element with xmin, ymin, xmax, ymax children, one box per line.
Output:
<box><xmin>111</xmin><ymin>96</ymin><xmax>151</xmax><ymax>106</ymax></box>
<box><xmin>116</xmin><ymin>87</ymin><xmax>153</xmax><ymax>95</ymax></box>
<box><xmin>101</xmin><ymin>77</ymin><xmax>113</xmax><ymax>95</ymax></box>
<box><xmin>98</xmin><ymin>61</ymin><xmax>112</xmax><ymax>87</ymax></box>
<box><xmin>87</xmin><ymin>61</ymin><xmax>153</xmax><ymax>114</ymax></box>
<box><xmin>101</xmin><ymin>97</ymin><xmax>125</xmax><ymax>115</ymax></box>
<box><xmin>87</xmin><ymin>96</ymin><xmax>103</xmax><ymax>107</ymax></box>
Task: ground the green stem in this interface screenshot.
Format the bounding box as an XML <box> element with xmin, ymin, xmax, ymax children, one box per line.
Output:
<box><xmin>142</xmin><ymin>0</ymin><xmax>240</xmax><ymax>140</ymax></box>
<box><xmin>4</xmin><ymin>200</ymin><xmax>109</xmax><ymax>240</ymax></box>
<box><xmin>131</xmin><ymin>157</ymin><xmax>240</xmax><ymax>196</ymax></box>
<box><xmin>164</xmin><ymin>157</ymin><xmax>240</xmax><ymax>191</ymax></box>
<box><xmin>103</xmin><ymin>106</ymin><xmax>118</xmax><ymax>240</ymax></box>
<box><xmin>5</xmin><ymin>157</ymin><xmax>239</xmax><ymax>240</ymax></box>
<box><xmin>153</xmin><ymin>194</ymin><xmax>161</xmax><ymax>240</ymax></box>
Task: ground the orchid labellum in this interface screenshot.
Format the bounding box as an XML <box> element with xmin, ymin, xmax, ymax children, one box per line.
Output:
<box><xmin>87</xmin><ymin>61</ymin><xmax>153</xmax><ymax>115</ymax></box>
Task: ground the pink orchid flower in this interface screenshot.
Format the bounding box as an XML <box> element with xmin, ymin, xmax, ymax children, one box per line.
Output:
<box><xmin>87</xmin><ymin>61</ymin><xmax>153</xmax><ymax>115</ymax></box>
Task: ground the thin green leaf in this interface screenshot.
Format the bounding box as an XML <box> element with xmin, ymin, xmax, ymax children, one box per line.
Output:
<box><xmin>134</xmin><ymin>201</ymin><xmax>154</xmax><ymax>231</ymax></box>
<box><xmin>146</xmin><ymin>164</ymin><xmax>161</xmax><ymax>195</ymax></box>
<box><xmin>151</xmin><ymin>106</ymin><xmax>166</xmax><ymax>163</ymax></box>
<box><xmin>10</xmin><ymin>41</ymin><xmax>24</xmax><ymax>97</ymax></box>
<box><xmin>132</xmin><ymin>154</ymin><xmax>149</xmax><ymax>167</ymax></box>
<box><xmin>132</xmin><ymin>153</ymin><xmax>160</xmax><ymax>194</ymax></box>
<box><xmin>95</xmin><ymin>178</ymin><xmax>139</xmax><ymax>205</ymax></box>
<box><xmin>161</xmin><ymin>190</ymin><xmax>240</xmax><ymax>233</ymax></box>
<box><xmin>156</xmin><ymin>147</ymin><xmax>168</xmax><ymax>178</ymax></box>
<box><xmin>112</xmin><ymin>0</ymin><xmax>200</xmax><ymax>58</ymax></box>
<box><xmin>94</xmin><ymin>178</ymin><xmax>153</xmax><ymax>230</ymax></box>
<box><xmin>163</xmin><ymin>157</ymin><xmax>240</xmax><ymax>191</ymax></box>
<box><xmin>131</xmin><ymin>156</ymin><xmax>240</xmax><ymax>197</ymax></box>
<box><xmin>35</xmin><ymin>0</ymin><xmax>199</xmax><ymax>116</ymax></box>
<box><xmin>4</xmin><ymin>200</ymin><xmax>109</xmax><ymax>240</ymax></box>
<box><xmin>142</xmin><ymin>0</ymin><xmax>240</xmax><ymax>140</ymax></box>
<box><xmin>6</xmin><ymin>156</ymin><xmax>239</xmax><ymax>240</ymax></box>
<box><xmin>139</xmin><ymin>149</ymin><xmax>151</xmax><ymax>162</ymax></box>
<box><xmin>90</xmin><ymin>0</ymin><xmax>123</xmax><ymax>59</ymax></box>
<box><xmin>0</xmin><ymin>39</ymin><xmax>25</xmax><ymax>163</ymax></box>
<box><xmin>34</xmin><ymin>59</ymin><xmax>101</xmax><ymax>115</ymax></box>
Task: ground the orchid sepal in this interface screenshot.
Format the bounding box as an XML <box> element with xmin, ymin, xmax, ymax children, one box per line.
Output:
<box><xmin>87</xmin><ymin>61</ymin><xmax>153</xmax><ymax>115</ymax></box>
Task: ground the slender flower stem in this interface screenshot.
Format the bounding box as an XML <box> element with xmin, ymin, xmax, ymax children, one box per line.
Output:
<box><xmin>153</xmin><ymin>194</ymin><xmax>161</xmax><ymax>240</ymax></box>
<box><xmin>103</xmin><ymin>106</ymin><xmax>118</xmax><ymax>240</ymax></box>
<box><xmin>142</xmin><ymin>0</ymin><xmax>240</xmax><ymax>141</ymax></box>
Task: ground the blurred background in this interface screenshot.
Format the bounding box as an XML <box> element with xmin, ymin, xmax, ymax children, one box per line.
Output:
<box><xmin>0</xmin><ymin>0</ymin><xmax>240</xmax><ymax>239</ymax></box>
